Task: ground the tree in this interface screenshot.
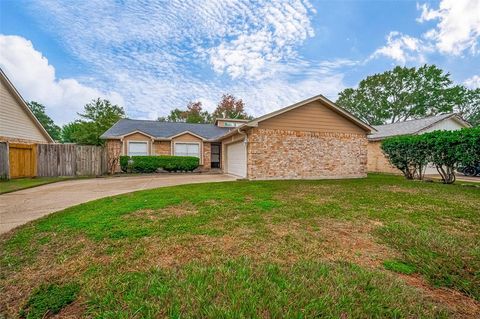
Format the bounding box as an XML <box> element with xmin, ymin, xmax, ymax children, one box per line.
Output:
<box><xmin>28</xmin><ymin>101</ymin><xmax>61</xmax><ymax>141</ymax></box>
<box><xmin>381</xmin><ymin>135</ymin><xmax>429</xmax><ymax>180</ymax></box>
<box><xmin>212</xmin><ymin>94</ymin><xmax>252</xmax><ymax>120</ymax></box>
<box><xmin>61</xmin><ymin>122</ymin><xmax>83</xmax><ymax>143</ymax></box>
<box><xmin>381</xmin><ymin>128</ymin><xmax>480</xmax><ymax>184</ymax></box>
<box><xmin>450</xmin><ymin>86</ymin><xmax>480</xmax><ymax>126</ymax></box>
<box><xmin>158</xmin><ymin>101</ymin><xmax>211</xmax><ymax>123</ymax></box>
<box><xmin>336</xmin><ymin>65</ymin><xmax>456</xmax><ymax>125</ymax></box>
<box><xmin>72</xmin><ymin>98</ymin><xmax>125</xmax><ymax>145</ymax></box>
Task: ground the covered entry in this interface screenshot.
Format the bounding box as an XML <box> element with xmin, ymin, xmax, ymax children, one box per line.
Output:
<box><xmin>9</xmin><ymin>143</ymin><xmax>36</xmax><ymax>178</ymax></box>
<box><xmin>226</xmin><ymin>141</ymin><xmax>246</xmax><ymax>178</ymax></box>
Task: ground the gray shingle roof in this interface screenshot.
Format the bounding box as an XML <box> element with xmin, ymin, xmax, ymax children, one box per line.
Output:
<box><xmin>100</xmin><ymin>119</ymin><xmax>231</xmax><ymax>140</ymax></box>
<box><xmin>368</xmin><ymin>113</ymin><xmax>456</xmax><ymax>140</ymax></box>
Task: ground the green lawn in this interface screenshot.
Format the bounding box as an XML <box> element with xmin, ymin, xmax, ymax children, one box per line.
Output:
<box><xmin>0</xmin><ymin>177</ymin><xmax>72</xmax><ymax>194</ymax></box>
<box><xmin>1</xmin><ymin>174</ymin><xmax>479</xmax><ymax>318</ymax></box>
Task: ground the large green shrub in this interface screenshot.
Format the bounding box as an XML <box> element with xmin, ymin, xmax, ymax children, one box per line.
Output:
<box><xmin>423</xmin><ymin>127</ymin><xmax>480</xmax><ymax>183</ymax></box>
<box><xmin>381</xmin><ymin>127</ymin><xmax>480</xmax><ymax>184</ymax></box>
<box><xmin>120</xmin><ymin>155</ymin><xmax>199</xmax><ymax>173</ymax></box>
<box><xmin>381</xmin><ymin>135</ymin><xmax>429</xmax><ymax>180</ymax></box>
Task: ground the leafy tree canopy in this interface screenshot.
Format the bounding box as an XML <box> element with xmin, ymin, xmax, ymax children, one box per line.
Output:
<box><xmin>212</xmin><ymin>94</ymin><xmax>252</xmax><ymax>120</ymax></box>
<box><xmin>60</xmin><ymin>122</ymin><xmax>83</xmax><ymax>143</ymax></box>
<box><xmin>28</xmin><ymin>101</ymin><xmax>61</xmax><ymax>141</ymax></box>
<box><xmin>158</xmin><ymin>94</ymin><xmax>252</xmax><ymax>123</ymax></box>
<box><xmin>63</xmin><ymin>98</ymin><xmax>125</xmax><ymax>145</ymax></box>
<box><xmin>336</xmin><ymin>65</ymin><xmax>479</xmax><ymax>126</ymax></box>
<box><xmin>158</xmin><ymin>101</ymin><xmax>211</xmax><ymax>123</ymax></box>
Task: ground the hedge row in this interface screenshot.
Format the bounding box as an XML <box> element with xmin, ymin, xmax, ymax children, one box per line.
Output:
<box><xmin>120</xmin><ymin>155</ymin><xmax>199</xmax><ymax>173</ymax></box>
<box><xmin>381</xmin><ymin>127</ymin><xmax>480</xmax><ymax>184</ymax></box>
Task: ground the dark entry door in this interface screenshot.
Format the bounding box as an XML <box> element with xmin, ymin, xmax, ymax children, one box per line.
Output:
<box><xmin>211</xmin><ymin>143</ymin><xmax>221</xmax><ymax>168</ymax></box>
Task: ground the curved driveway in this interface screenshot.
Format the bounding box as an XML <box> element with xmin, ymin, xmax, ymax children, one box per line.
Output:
<box><xmin>0</xmin><ymin>174</ymin><xmax>234</xmax><ymax>234</ymax></box>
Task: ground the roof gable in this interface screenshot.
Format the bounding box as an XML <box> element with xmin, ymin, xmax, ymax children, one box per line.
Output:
<box><xmin>0</xmin><ymin>69</ymin><xmax>54</xmax><ymax>143</ymax></box>
<box><xmin>245</xmin><ymin>95</ymin><xmax>374</xmax><ymax>133</ymax></box>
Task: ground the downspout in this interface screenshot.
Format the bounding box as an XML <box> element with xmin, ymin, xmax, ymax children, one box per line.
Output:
<box><xmin>237</xmin><ymin>127</ymin><xmax>248</xmax><ymax>179</ymax></box>
<box><xmin>237</xmin><ymin>127</ymin><xmax>248</xmax><ymax>144</ymax></box>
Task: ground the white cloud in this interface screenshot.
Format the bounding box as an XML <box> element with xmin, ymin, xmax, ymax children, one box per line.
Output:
<box><xmin>14</xmin><ymin>0</ymin><xmax>337</xmax><ymax>120</ymax></box>
<box><xmin>370</xmin><ymin>31</ymin><xmax>431</xmax><ymax>64</ymax></box>
<box><xmin>464</xmin><ymin>75</ymin><xmax>480</xmax><ymax>89</ymax></box>
<box><xmin>207</xmin><ymin>1</ymin><xmax>315</xmax><ymax>79</ymax></box>
<box><xmin>372</xmin><ymin>1</ymin><xmax>480</xmax><ymax>64</ymax></box>
<box><xmin>417</xmin><ymin>0</ymin><xmax>480</xmax><ymax>55</ymax></box>
<box><xmin>0</xmin><ymin>35</ymin><xmax>124</xmax><ymax>124</ymax></box>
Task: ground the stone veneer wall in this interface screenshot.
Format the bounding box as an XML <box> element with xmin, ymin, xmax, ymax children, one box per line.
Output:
<box><xmin>247</xmin><ymin>128</ymin><xmax>368</xmax><ymax>179</ymax></box>
<box><xmin>367</xmin><ymin>141</ymin><xmax>400</xmax><ymax>174</ymax></box>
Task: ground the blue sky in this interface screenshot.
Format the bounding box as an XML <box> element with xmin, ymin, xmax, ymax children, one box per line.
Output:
<box><xmin>1</xmin><ymin>0</ymin><xmax>479</xmax><ymax>124</ymax></box>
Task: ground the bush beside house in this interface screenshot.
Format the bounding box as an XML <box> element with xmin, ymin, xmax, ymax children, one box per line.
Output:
<box><xmin>120</xmin><ymin>155</ymin><xmax>199</xmax><ymax>173</ymax></box>
<box><xmin>381</xmin><ymin>127</ymin><xmax>480</xmax><ymax>184</ymax></box>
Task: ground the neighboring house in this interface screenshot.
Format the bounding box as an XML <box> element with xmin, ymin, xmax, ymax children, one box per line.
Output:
<box><xmin>102</xmin><ymin>95</ymin><xmax>374</xmax><ymax>179</ymax></box>
<box><xmin>367</xmin><ymin>113</ymin><xmax>471</xmax><ymax>174</ymax></box>
<box><xmin>0</xmin><ymin>69</ymin><xmax>53</xmax><ymax>144</ymax></box>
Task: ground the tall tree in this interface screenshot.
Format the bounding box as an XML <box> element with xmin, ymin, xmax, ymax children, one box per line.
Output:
<box><xmin>450</xmin><ymin>86</ymin><xmax>480</xmax><ymax>126</ymax></box>
<box><xmin>158</xmin><ymin>101</ymin><xmax>211</xmax><ymax>123</ymax></box>
<box><xmin>336</xmin><ymin>65</ymin><xmax>456</xmax><ymax>125</ymax></box>
<box><xmin>212</xmin><ymin>94</ymin><xmax>252</xmax><ymax>120</ymax></box>
<box><xmin>27</xmin><ymin>101</ymin><xmax>61</xmax><ymax>141</ymax></box>
<box><xmin>71</xmin><ymin>98</ymin><xmax>125</xmax><ymax>145</ymax></box>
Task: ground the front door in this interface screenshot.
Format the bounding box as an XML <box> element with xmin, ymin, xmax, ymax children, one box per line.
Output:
<box><xmin>211</xmin><ymin>143</ymin><xmax>221</xmax><ymax>168</ymax></box>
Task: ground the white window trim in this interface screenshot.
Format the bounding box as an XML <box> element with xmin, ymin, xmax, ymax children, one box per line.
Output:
<box><xmin>172</xmin><ymin>141</ymin><xmax>202</xmax><ymax>165</ymax></box>
<box><xmin>127</xmin><ymin>140</ymin><xmax>150</xmax><ymax>156</ymax></box>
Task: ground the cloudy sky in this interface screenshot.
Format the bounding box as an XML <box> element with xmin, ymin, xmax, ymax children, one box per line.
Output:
<box><xmin>1</xmin><ymin>0</ymin><xmax>479</xmax><ymax>124</ymax></box>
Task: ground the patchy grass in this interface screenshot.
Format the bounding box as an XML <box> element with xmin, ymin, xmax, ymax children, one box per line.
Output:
<box><xmin>383</xmin><ymin>260</ymin><xmax>416</xmax><ymax>275</ymax></box>
<box><xmin>0</xmin><ymin>177</ymin><xmax>75</xmax><ymax>194</ymax></box>
<box><xmin>1</xmin><ymin>174</ymin><xmax>479</xmax><ymax>318</ymax></box>
<box><xmin>19</xmin><ymin>282</ymin><xmax>79</xmax><ymax>319</ymax></box>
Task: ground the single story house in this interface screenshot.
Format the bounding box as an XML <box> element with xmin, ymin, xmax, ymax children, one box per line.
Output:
<box><xmin>367</xmin><ymin>113</ymin><xmax>471</xmax><ymax>174</ymax></box>
<box><xmin>0</xmin><ymin>68</ymin><xmax>53</xmax><ymax>144</ymax></box>
<box><xmin>102</xmin><ymin>95</ymin><xmax>374</xmax><ymax>180</ymax></box>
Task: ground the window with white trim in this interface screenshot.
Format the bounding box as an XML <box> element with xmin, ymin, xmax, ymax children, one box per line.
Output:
<box><xmin>128</xmin><ymin>141</ymin><xmax>148</xmax><ymax>156</ymax></box>
<box><xmin>174</xmin><ymin>143</ymin><xmax>200</xmax><ymax>158</ymax></box>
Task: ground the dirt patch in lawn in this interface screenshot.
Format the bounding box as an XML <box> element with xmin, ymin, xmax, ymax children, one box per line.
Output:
<box><xmin>126</xmin><ymin>203</ymin><xmax>198</xmax><ymax>221</ymax></box>
<box><xmin>125</xmin><ymin>218</ymin><xmax>393</xmax><ymax>270</ymax></box>
<box><xmin>0</xmin><ymin>236</ymin><xmax>106</xmax><ymax>317</ymax></box>
<box><xmin>398</xmin><ymin>274</ymin><xmax>480</xmax><ymax>318</ymax></box>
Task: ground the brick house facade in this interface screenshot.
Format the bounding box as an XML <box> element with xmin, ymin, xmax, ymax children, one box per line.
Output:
<box><xmin>102</xmin><ymin>95</ymin><xmax>374</xmax><ymax>179</ymax></box>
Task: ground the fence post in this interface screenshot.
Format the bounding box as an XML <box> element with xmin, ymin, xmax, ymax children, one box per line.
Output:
<box><xmin>0</xmin><ymin>142</ymin><xmax>9</xmax><ymax>180</ymax></box>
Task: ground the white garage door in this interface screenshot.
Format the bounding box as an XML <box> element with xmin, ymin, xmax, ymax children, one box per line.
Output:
<box><xmin>226</xmin><ymin>141</ymin><xmax>246</xmax><ymax>177</ymax></box>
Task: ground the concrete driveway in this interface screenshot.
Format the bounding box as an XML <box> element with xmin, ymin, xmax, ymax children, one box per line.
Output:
<box><xmin>0</xmin><ymin>174</ymin><xmax>235</xmax><ymax>234</ymax></box>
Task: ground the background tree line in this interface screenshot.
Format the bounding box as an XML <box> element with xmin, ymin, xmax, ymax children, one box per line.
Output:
<box><xmin>157</xmin><ymin>94</ymin><xmax>252</xmax><ymax>123</ymax></box>
<box><xmin>29</xmin><ymin>64</ymin><xmax>479</xmax><ymax>146</ymax></box>
<box><xmin>336</xmin><ymin>64</ymin><xmax>480</xmax><ymax>126</ymax></box>
<box><xmin>28</xmin><ymin>94</ymin><xmax>252</xmax><ymax>146</ymax></box>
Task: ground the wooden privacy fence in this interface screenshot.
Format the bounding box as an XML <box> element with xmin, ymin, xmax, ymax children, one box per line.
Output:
<box><xmin>37</xmin><ymin>144</ymin><xmax>107</xmax><ymax>177</ymax></box>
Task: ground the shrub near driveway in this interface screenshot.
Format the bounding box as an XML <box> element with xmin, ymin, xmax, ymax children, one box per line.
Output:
<box><xmin>1</xmin><ymin>174</ymin><xmax>479</xmax><ymax>318</ymax></box>
<box><xmin>120</xmin><ymin>155</ymin><xmax>199</xmax><ymax>173</ymax></box>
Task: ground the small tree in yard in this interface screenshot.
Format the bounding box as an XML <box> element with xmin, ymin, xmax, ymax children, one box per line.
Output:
<box><xmin>382</xmin><ymin>128</ymin><xmax>480</xmax><ymax>184</ymax></box>
<box><xmin>381</xmin><ymin>135</ymin><xmax>429</xmax><ymax>180</ymax></box>
<box><xmin>424</xmin><ymin>128</ymin><xmax>480</xmax><ymax>184</ymax></box>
